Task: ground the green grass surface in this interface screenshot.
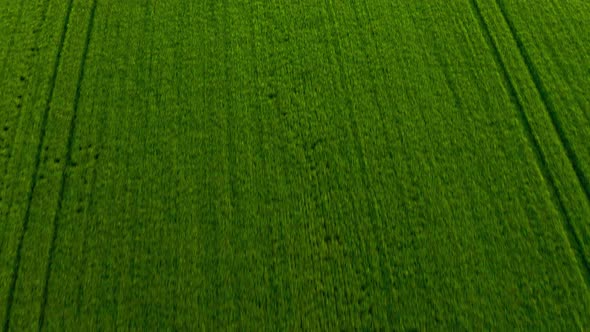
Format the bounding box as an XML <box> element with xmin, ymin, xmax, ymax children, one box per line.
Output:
<box><xmin>1</xmin><ymin>0</ymin><xmax>590</xmax><ymax>329</ymax></box>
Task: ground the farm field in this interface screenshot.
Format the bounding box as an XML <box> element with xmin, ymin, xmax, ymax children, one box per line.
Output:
<box><xmin>1</xmin><ymin>0</ymin><xmax>590</xmax><ymax>329</ymax></box>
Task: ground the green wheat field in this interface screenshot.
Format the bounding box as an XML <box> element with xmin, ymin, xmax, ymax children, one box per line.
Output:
<box><xmin>1</xmin><ymin>0</ymin><xmax>590</xmax><ymax>330</ymax></box>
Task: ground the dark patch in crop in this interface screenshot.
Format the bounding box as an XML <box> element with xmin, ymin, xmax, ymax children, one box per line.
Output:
<box><xmin>268</xmin><ymin>92</ymin><xmax>277</xmax><ymax>99</ymax></box>
<box><xmin>360</xmin><ymin>283</ymin><xmax>368</xmax><ymax>292</ymax></box>
<box><xmin>311</xmin><ymin>138</ymin><xmax>325</xmax><ymax>150</ymax></box>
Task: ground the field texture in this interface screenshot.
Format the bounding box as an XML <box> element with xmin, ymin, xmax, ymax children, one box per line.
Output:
<box><xmin>1</xmin><ymin>0</ymin><xmax>590</xmax><ymax>329</ymax></box>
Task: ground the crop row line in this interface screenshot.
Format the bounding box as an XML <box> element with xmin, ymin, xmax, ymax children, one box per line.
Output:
<box><xmin>2</xmin><ymin>0</ymin><xmax>100</xmax><ymax>330</ymax></box>
<box><xmin>468</xmin><ymin>0</ymin><xmax>590</xmax><ymax>289</ymax></box>
<box><xmin>493</xmin><ymin>0</ymin><xmax>590</xmax><ymax>204</ymax></box>
<box><xmin>0</xmin><ymin>0</ymin><xmax>30</xmax><ymax>222</ymax></box>
<box><xmin>1</xmin><ymin>0</ymin><xmax>76</xmax><ymax>329</ymax></box>
<box><xmin>37</xmin><ymin>0</ymin><xmax>98</xmax><ymax>329</ymax></box>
